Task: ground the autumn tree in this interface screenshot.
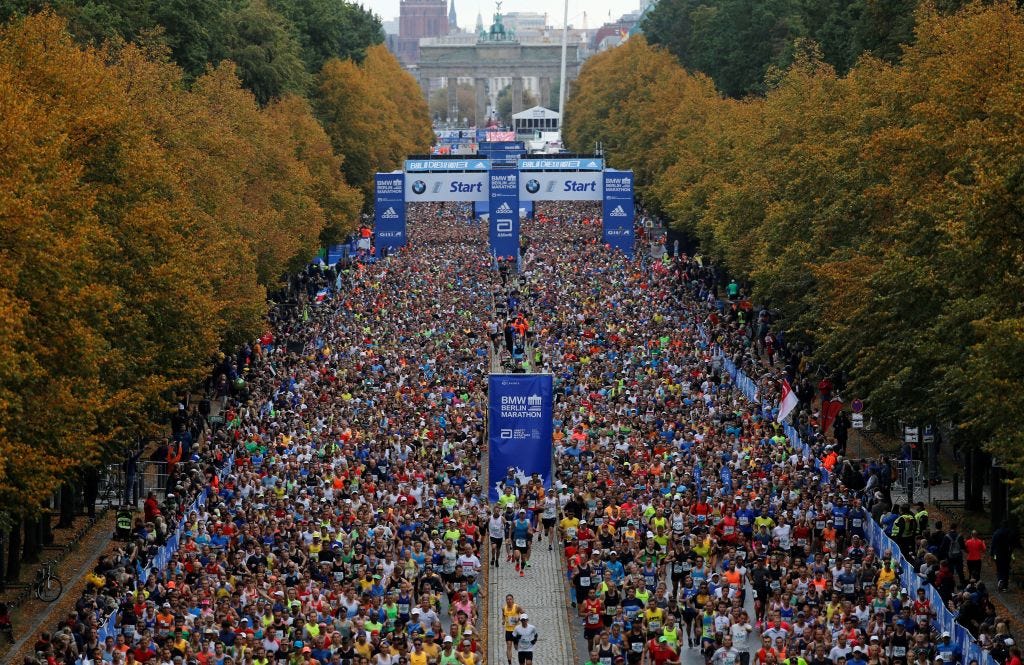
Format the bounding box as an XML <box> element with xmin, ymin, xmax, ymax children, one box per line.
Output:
<box><xmin>0</xmin><ymin>10</ymin><xmax>365</xmax><ymax>540</ymax></box>
<box><xmin>316</xmin><ymin>44</ymin><xmax>432</xmax><ymax>200</ymax></box>
<box><xmin>568</xmin><ymin>0</ymin><xmax>1024</xmax><ymax>510</ymax></box>
<box><xmin>0</xmin><ymin>12</ymin><xmax>221</xmax><ymax>525</ymax></box>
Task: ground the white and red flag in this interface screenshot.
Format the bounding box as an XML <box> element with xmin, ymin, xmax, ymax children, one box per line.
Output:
<box><xmin>776</xmin><ymin>379</ymin><xmax>799</xmax><ymax>423</ymax></box>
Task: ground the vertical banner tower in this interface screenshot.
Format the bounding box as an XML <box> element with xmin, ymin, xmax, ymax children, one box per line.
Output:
<box><xmin>374</xmin><ymin>172</ymin><xmax>407</xmax><ymax>253</ymax></box>
<box><xmin>489</xmin><ymin>167</ymin><xmax>520</xmax><ymax>259</ymax></box>
<box><xmin>488</xmin><ymin>374</ymin><xmax>553</xmax><ymax>501</ymax></box>
<box><xmin>602</xmin><ymin>169</ymin><xmax>635</xmax><ymax>257</ymax></box>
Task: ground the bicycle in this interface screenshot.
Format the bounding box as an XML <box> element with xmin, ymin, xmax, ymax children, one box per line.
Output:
<box><xmin>33</xmin><ymin>560</ymin><xmax>63</xmax><ymax>602</ymax></box>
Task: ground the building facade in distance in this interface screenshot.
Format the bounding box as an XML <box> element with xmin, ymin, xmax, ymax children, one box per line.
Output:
<box><xmin>394</xmin><ymin>0</ymin><xmax>454</xmax><ymax>66</ymax></box>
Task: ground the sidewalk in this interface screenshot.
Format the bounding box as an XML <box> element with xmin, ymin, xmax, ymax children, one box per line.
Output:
<box><xmin>3</xmin><ymin>512</ymin><xmax>117</xmax><ymax>662</ymax></box>
<box><xmin>488</xmin><ymin>536</ymin><xmax>577</xmax><ymax>665</ymax></box>
<box><xmin>848</xmin><ymin>430</ymin><xmax>1024</xmax><ymax>633</ymax></box>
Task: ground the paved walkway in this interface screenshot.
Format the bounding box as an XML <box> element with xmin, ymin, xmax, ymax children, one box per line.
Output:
<box><xmin>561</xmin><ymin>575</ymin><xmax>758</xmax><ymax>665</ymax></box>
<box><xmin>488</xmin><ymin>536</ymin><xmax>576</xmax><ymax>665</ymax></box>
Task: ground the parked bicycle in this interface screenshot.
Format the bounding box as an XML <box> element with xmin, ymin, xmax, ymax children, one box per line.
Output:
<box><xmin>33</xmin><ymin>560</ymin><xmax>62</xmax><ymax>602</ymax></box>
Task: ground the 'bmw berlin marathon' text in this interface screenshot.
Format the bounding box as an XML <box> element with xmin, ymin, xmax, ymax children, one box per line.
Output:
<box><xmin>500</xmin><ymin>394</ymin><xmax>545</xmax><ymax>418</ymax></box>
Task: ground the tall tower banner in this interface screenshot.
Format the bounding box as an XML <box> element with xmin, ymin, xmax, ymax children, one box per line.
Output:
<box><xmin>374</xmin><ymin>172</ymin><xmax>406</xmax><ymax>253</ymax></box>
<box><xmin>489</xmin><ymin>169</ymin><xmax>519</xmax><ymax>258</ymax></box>
<box><xmin>488</xmin><ymin>373</ymin><xmax>553</xmax><ymax>502</ymax></box>
<box><xmin>602</xmin><ymin>169</ymin><xmax>635</xmax><ymax>257</ymax></box>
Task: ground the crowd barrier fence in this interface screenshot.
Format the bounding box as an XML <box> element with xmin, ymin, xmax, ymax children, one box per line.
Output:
<box><xmin>95</xmin><ymin>453</ymin><xmax>236</xmax><ymax>642</ymax></box>
<box><xmin>702</xmin><ymin>328</ymin><xmax>994</xmax><ymax>665</ymax></box>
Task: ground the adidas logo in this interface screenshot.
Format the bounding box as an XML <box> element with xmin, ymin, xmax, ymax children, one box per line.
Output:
<box><xmin>381</xmin><ymin>207</ymin><xmax>399</xmax><ymax>219</ymax></box>
<box><xmin>495</xmin><ymin>202</ymin><xmax>513</xmax><ymax>214</ymax></box>
<box><xmin>586</xmin><ymin>161</ymin><xmax>599</xmax><ymax>168</ymax></box>
<box><xmin>609</xmin><ymin>205</ymin><xmax>627</xmax><ymax>217</ymax></box>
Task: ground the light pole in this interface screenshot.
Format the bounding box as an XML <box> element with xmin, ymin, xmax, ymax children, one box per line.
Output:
<box><xmin>557</xmin><ymin>0</ymin><xmax>569</xmax><ymax>132</ymax></box>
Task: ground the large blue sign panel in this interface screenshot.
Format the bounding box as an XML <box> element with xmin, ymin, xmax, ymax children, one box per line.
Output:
<box><xmin>374</xmin><ymin>172</ymin><xmax>406</xmax><ymax>253</ymax></box>
<box><xmin>405</xmin><ymin>172</ymin><xmax>489</xmax><ymax>202</ymax></box>
<box><xmin>603</xmin><ymin>169</ymin><xmax>635</xmax><ymax>257</ymax></box>
<box><xmin>519</xmin><ymin>172</ymin><xmax>603</xmax><ymax>201</ymax></box>
<box><xmin>488</xmin><ymin>374</ymin><xmax>554</xmax><ymax>502</ymax></box>
<box><xmin>489</xmin><ymin>169</ymin><xmax>519</xmax><ymax>258</ymax></box>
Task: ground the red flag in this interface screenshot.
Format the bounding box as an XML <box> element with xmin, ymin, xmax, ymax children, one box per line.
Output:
<box><xmin>821</xmin><ymin>398</ymin><xmax>844</xmax><ymax>434</ymax></box>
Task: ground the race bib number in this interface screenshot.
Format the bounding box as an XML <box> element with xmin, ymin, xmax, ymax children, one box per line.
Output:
<box><xmin>516</xmin><ymin>539</ymin><xmax>527</xmax><ymax>548</ymax></box>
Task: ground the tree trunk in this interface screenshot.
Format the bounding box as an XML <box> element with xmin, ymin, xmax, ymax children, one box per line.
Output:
<box><xmin>5</xmin><ymin>519</ymin><xmax>21</xmax><ymax>580</ymax></box>
<box><xmin>991</xmin><ymin>466</ymin><xmax>1008</xmax><ymax>529</ymax></box>
<box><xmin>84</xmin><ymin>468</ymin><xmax>99</xmax><ymax>519</ymax></box>
<box><xmin>965</xmin><ymin>447</ymin><xmax>986</xmax><ymax>512</ymax></box>
<box><xmin>22</xmin><ymin>517</ymin><xmax>40</xmax><ymax>564</ymax></box>
<box><xmin>59</xmin><ymin>482</ymin><xmax>76</xmax><ymax>528</ymax></box>
<box><xmin>41</xmin><ymin>510</ymin><xmax>54</xmax><ymax>546</ymax></box>
<box><xmin>0</xmin><ymin>530</ymin><xmax>6</xmax><ymax>590</ymax></box>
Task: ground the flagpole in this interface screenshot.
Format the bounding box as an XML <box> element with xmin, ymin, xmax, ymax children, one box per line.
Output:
<box><xmin>557</xmin><ymin>0</ymin><xmax>569</xmax><ymax>128</ymax></box>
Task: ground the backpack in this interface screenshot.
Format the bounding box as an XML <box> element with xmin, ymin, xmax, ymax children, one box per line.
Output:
<box><xmin>947</xmin><ymin>534</ymin><xmax>962</xmax><ymax>557</ymax></box>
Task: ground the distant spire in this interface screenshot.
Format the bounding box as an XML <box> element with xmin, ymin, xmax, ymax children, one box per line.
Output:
<box><xmin>449</xmin><ymin>0</ymin><xmax>458</xmax><ymax>30</ymax></box>
<box><xmin>476</xmin><ymin>9</ymin><xmax>484</xmax><ymax>33</ymax></box>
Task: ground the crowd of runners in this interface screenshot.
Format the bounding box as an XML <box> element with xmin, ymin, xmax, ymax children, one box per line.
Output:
<box><xmin>28</xmin><ymin>201</ymin><xmax>1018</xmax><ymax>665</ymax></box>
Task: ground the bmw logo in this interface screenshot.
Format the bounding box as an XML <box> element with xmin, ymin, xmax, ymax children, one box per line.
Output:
<box><xmin>525</xmin><ymin>179</ymin><xmax>541</xmax><ymax>194</ymax></box>
<box><xmin>411</xmin><ymin>180</ymin><xmax>427</xmax><ymax>195</ymax></box>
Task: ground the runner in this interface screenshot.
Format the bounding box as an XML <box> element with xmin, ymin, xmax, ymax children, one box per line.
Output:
<box><xmin>511</xmin><ymin>613</ymin><xmax>539</xmax><ymax>665</ymax></box>
<box><xmin>502</xmin><ymin>595</ymin><xmax>525</xmax><ymax>665</ymax></box>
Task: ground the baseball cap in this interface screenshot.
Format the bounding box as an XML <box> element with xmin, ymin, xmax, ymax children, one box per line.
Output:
<box><xmin>520</xmin><ymin>614</ymin><xmax>529</xmax><ymax>620</ymax></box>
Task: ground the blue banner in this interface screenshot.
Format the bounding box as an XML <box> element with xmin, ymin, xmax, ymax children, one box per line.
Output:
<box><xmin>602</xmin><ymin>169</ymin><xmax>635</xmax><ymax>257</ymax></box>
<box><xmin>488</xmin><ymin>374</ymin><xmax>554</xmax><ymax>502</ymax></box>
<box><xmin>480</xmin><ymin>141</ymin><xmax>524</xmax><ymax>151</ymax></box>
<box><xmin>519</xmin><ymin>157</ymin><xmax>604</xmax><ymax>171</ymax></box>
<box><xmin>479</xmin><ymin>141</ymin><xmax>525</xmax><ymax>164</ymax></box>
<box><xmin>489</xmin><ymin>169</ymin><xmax>519</xmax><ymax>259</ymax></box>
<box><xmin>374</xmin><ymin>172</ymin><xmax>406</xmax><ymax>253</ymax></box>
<box><xmin>405</xmin><ymin>158</ymin><xmax>490</xmax><ymax>172</ymax></box>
